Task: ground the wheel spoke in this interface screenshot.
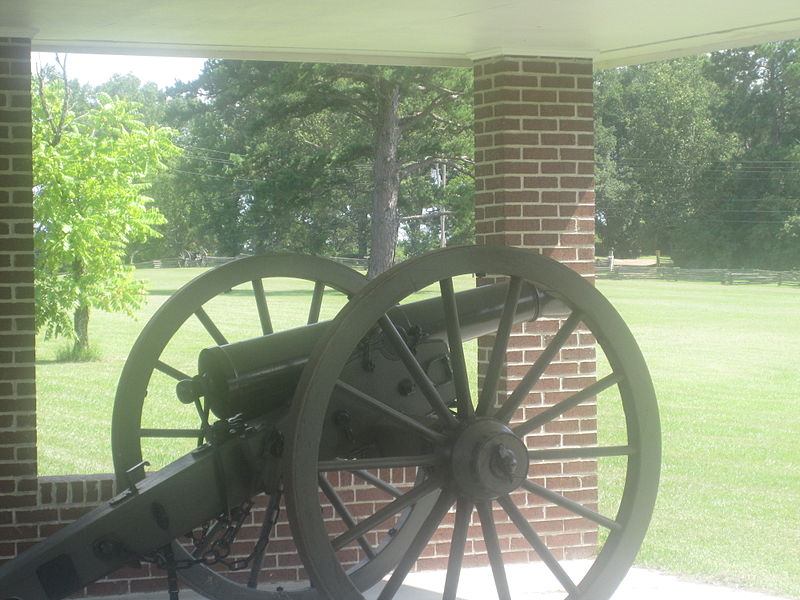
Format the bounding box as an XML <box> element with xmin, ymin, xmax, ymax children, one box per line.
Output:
<box><xmin>377</xmin><ymin>489</ymin><xmax>456</xmax><ymax>600</ymax></box>
<box><xmin>331</xmin><ymin>477</ymin><xmax>441</xmax><ymax>551</ymax></box>
<box><xmin>498</xmin><ymin>494</ymin><xmax>578</xmax><ymax>594</ymax></box>
<box><xmin>475</xmin><ymin>501</ymin><xmax>511</xmax><ymax>600</ymax></box>
<box><xmin>378</xmin><ymin>314</ymin><xmax>458</xmax><ymax>428</ymax></box>
<box><xmin>139</xmin><ymin>428</ymin><xmax>203</xmax><ymax>438</ymax></box>
<box><xmin>194</xmin><ymin>306</ymin><xmax>229</xmax><ymax>346</ymax></box>
<box><xmin>442</xmin><ymin>498</ymin><xmax>473</xmax><ymax>600</ymax></box>
<box><xmin>529</xmin><ymin>445</ymin><xmax>635</xmax><ymax>461</ymax></box>
<box><xmin>514</xmin><ymin>372</ymin><xmax>623</xmax><ymax>437</ymax></box>
<box><xmin>318</xmin><ymin>474</ymin><xmax>376</xmax><ymax>559</ymax></box>
<box><xmin>476</xmin><ymin>276</ymin><xmax>524</xmax><ymax>416</ymax></box>
<box><xmin>335</xmin><ymin>380</ymin><xmax>448</xmax><ymax>445</ymax></box>
<box><xmin>247</xmin><ymin>490</ymin><xmax>282</xmax><ymax>588</ymax></box>
<box><xmin>352</xmin><ymin>470</ymin><xmax>403</xmax><ymax>498</ymax></box>
<box><xmin>522</xmin><ymin>479</ymin><xmax>621</xmax><ymax>531</ymax></box>
<box><xmin>251</xmin><ymin>278</ymin><xmax>274</xmax><ymax>335</ymax></box>
<box><xmin>307</xmin><ymin>281</ymin><xmax>326</xmax><ymax>324</ymax></box>
<box><xmin>155</xmin><ymin>360</ymin><xmax>191</xmax><ymax>382</ymax></box>
<box><xmin>318</xmin><ymin>455</ymin><xmax>439</xmax><ymax>471</ymax></box>
<box><xmin>439</xmin><ymin>277</ymin><xmax>474</xmax><ymax>419</ymax></box>
<box><xmin>495</xmin><ymin>311</ymin><xmax>583</xmax><ymax>423</ymax></box>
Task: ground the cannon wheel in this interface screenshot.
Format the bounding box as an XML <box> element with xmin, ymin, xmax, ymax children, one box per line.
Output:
<box><xmin>285</xmin><ymin>246</ymin><xmax>660</xmax><ymax>600</ymax></box>
<box><xmin>111</xmin><ymin>254</ymin><xmax>434</xmax><ymax>598</ymax></box>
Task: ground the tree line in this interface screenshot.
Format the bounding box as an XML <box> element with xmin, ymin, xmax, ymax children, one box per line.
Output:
<box><xmin>148</xmin><ymin>61</ymin><xmax>475</xmax><ymax>278</ymax></box>
<box><xmin>596</xmin><ymin>41</ymin><xmax>800</xmax><ymax>269</ymax></box>
<box><xmin>32</xmin><ymin>41</ymin><xmax>800</xmax><ymax>352</ymax></box>
<box><xmin>150</xmin><ymin>42</ymin><xmax>799</xmax><ymax>271</ymax></box>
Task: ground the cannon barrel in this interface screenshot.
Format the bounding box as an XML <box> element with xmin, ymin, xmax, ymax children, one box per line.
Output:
<box><xmin>198</xmin><ymin>279</ymin><xmax>559</xmax><ymax>419</ymax></box>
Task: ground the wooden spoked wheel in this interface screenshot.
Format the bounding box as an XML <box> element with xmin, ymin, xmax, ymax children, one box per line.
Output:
<box><xmin>285</xmin><ymin>246</ymin><xmax>660</xmax><ymax>600</ymax></box>
<box><xmin>111</xmin><ymin>255</ymin><xmax>434</xmax><ymax>598</ymax></box>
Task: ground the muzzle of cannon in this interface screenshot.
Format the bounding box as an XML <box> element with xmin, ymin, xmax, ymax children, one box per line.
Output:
<box><xmin>0</xmin><ymin>246</ymin><xmax>661</xmax><ymax>600</ymax></box>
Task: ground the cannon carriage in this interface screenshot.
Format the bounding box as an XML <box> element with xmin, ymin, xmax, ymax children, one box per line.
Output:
<box><xmin>0</xmin><ymin>246</ymin><xmax>660</xmax><ymax>600</ymax></box>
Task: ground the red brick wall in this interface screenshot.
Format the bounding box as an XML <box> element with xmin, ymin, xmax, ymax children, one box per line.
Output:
<box><xmin>0</xmin><ymin>37</ymin><xmax>38</xmax><ymax>561</ymax></box>
<box><xmin>474</xmin><ymin>55</ymin><xmax>595</xmax><ymax>270</ymax></box>
<box><xmin>0</xmin><ymin>42</ymin><xmax>142</xmax><ymax>596</ymax></box>
<box><xmin>472</xmin><ymin>55</ymin><xmax>599</xmax><ymax>562</ymax></box>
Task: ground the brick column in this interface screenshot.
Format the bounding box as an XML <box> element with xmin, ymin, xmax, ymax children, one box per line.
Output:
<box><xmin>473</xmin><ymin>55</ymin><xmax>598</xmax><ymax>561</ymax></box>
<box><xmin>0</xmin><ymin>37</ymin><xmax>37</xmax><ymax>562</ymax></box>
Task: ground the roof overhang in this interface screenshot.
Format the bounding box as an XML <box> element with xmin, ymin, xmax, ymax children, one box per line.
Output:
<box><xmin>1</xmin><ymin>0</ymin><xmax>799</xmax><ymax>69</ymax></box>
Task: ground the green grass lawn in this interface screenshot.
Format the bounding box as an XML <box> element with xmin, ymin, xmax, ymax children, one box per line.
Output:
<box><xmin>34</xmin><ymin>269</ymin><xmax>800</xmax><ymax>596</ymax></box>
<box><xmin>598</xmin><ymin>279</ymin><xmax>800</xmax><ymax>597</ymax></box>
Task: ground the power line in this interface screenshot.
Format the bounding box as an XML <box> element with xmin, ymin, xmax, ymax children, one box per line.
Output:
<box><xmin>599</xmin><ymin>198</ymin><xmax>800</xmax><ymax>205</ymax></box>
<box><xmin>616</xmin><ymin>158</ymin><xmax>800</xmax><ymax>166</ymax></box>
<box><xmin>180</xmin><ymin>154</ymin><xmax>235</xmax><ymax>165</ymax></box>
<box><xmin>170</xmin><ymin>168</ymin><xmax>259</xmax><ymax>184</ymax></box>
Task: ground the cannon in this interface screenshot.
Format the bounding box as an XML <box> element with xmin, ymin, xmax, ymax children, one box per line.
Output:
<box><xmin>0</xmin><ymin>246</ymin><xmax>660</xmax><ymax>600</ymax></box>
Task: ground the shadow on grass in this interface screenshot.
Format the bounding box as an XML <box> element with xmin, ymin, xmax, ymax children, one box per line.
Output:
<box><xmin>39</xmin><ymin>344</ymin><xmax>103</xmax><ymax>364</ymax></box>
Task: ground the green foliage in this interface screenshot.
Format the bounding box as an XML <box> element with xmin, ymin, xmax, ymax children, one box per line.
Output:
<box><xmin>153</xmin><ymin>61</ymin><xmax>371</xmax><ymax>258</ymax></box>
<box><xmin>595</xmin><ymin>41</ymin><xmax>800</xmax><ymax>269</ymax></box>
<box><xmin>397</xmin><ymin>167</ymin><xmax>474</xmax><ymax>259</ymax></box>
<box><xmin>33</xmin><ymin>65</ymin><xmax>181</xmax><ymax>349</ymax></box>
<box><xmin>156</xmin><ymin>61</ymin><xmax>473</xmax><ymax>271</ymax></box>
<box><xmin>596</xmin><ymin>41</ymin><xmax>800</xmax><ymax>268</ymax></box>
<box><xmin>595</xmin><ymin>58</ymin><xmax>739</xmax><ymax>258</ymax></box>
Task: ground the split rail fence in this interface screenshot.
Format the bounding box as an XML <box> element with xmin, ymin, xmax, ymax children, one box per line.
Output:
<box><xmin>133</xmin><ymin>256</ymin><xmax>799</xmax><ymax>286</ymax></box>
<box><xmin>134</xmin><ymin>255</ymin><xmax>368</xmax><ymax>270</ymax></box>
<box><xmin>596</xmin><ymin>262</ymin><xmax>800</xmax><ymax>286</ymax></box>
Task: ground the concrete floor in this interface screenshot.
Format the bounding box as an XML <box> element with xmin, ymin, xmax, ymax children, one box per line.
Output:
<box><xmin>100</xmin><ymin>561</ymin><xmax>790</xmax><ymax>600</ymax></box>
<box><xmin>362</xmin><ymin>562</ymin><xmax>788</xmax><ymax>600</ymax></box>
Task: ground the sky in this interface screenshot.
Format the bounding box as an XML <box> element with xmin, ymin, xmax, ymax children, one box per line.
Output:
<box><xmin>32</xmin><ymin>52</ymin><xmax>207</xmax><ymax>89</ymax></box>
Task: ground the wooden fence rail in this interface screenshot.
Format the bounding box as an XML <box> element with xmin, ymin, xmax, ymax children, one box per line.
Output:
<box><xmin>596</xmin><ymin>263</ymin><xmax>800</xmax><ymax>286</ymax></box>
<box><xmin>133</xmin><ymin>255</ymin><xmax>368</xmax><ymax>270</ymax></box>
<box><xmin>133</xmin><ymin>256</ymin><xmax>797</xmax><ymax>286</ymax></box>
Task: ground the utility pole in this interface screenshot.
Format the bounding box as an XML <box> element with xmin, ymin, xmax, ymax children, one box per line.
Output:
<box><xmin>399</xmin><ymin>163</ymin><xmax>453</xmax><ymax>248</ymax></box>
<box><xmin>400</xmin><ymin>209</ymin><xmax>454</xmax><ymax>246</ymax></box>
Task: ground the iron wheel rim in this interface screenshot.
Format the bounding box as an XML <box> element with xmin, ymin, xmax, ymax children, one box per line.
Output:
<box><xmin>285</xmin><ymin>245</ymin><xmax>660</xmax><ymax>600</ymax></box>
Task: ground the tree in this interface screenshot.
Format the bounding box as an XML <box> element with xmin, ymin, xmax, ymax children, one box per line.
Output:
<box><xmin>594</xmin><ymin>69</ymin><xmax>644</xmax><ymax>257</ymax></box>
<box><xmin>274</xmin><ymin>64</ymin><xmax>473</xmax><ymax>277</ymax></box>
<box><xmin>595</xmin><ymin>58</ymin><xmax>739</xmax><ymax>262</ymax></box>
<box><xmin>156</xmin><ymin>62</ymin><xmax>372</xmax><ymax>259</ymax></box>
<box><xmin>164</xmin><ymin>61</ymin><xmax>473</xmax><ymax>276</ymax></box>
<box><xmin>94</xmin><ymin>74</ymin><xmax>168</xmax><ymax>126</ymax></box>
<box><xmin>595</xmin><ymin>42</ymin><xmax>800</xmax><ymax>268</ymax></box>
<box><xmin>33</xmin><ymin>62</ymin><xmax>181</xmax><ymax>354</ymax></box>
<box><xmin>702</xmin><ymin>41</ymin><xmax>800</xmax><ymax>268</ymax></box>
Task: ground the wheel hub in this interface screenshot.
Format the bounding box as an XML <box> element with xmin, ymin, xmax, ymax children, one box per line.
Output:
<box><xmin>450</xmin><ymin>419</ymin><xmax>530</xmax><ymax>500</ymax></box>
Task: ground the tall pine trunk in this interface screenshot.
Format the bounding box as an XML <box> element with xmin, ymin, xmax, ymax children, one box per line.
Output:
<box><xmin>367</xmin><ymin>83</ymin><xmax>401</xmax><ymax>279</ymax></box>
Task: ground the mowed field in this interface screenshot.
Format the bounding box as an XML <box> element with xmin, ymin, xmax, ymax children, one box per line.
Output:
<box><xmin>598</xmin><ymin>279</ymin><xmax>800</xmax><ymax>596</ymax></box>
<box><xmin>34</xmin><ymin>268</ymin><xmax>800</xmax><ymax>596</ymax></box>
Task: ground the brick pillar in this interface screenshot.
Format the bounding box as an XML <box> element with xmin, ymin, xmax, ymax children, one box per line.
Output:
<box><xmin>473</xmin><ymin>55</ymin><xmax>598</xmax><ymax>561</ymax></box>
<box><xmin>0</xmin><ymin>37</ymin><xmax>37</xmax><ymax>561</ymax></box>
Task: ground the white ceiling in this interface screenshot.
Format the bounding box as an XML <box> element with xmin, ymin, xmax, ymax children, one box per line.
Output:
<box><xmin>2</xmin><ymin>0</ymin><xmax>800</xmax><ymax>69</ymax></box>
